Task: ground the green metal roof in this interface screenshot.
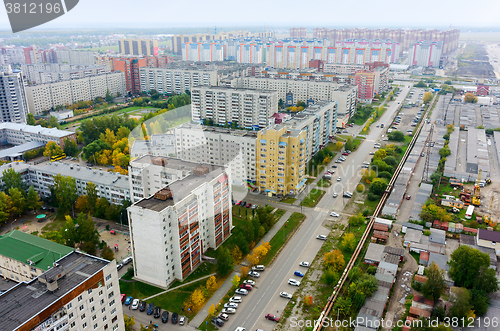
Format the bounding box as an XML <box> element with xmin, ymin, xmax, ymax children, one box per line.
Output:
<box><xmin>0</xmin><ymin>231</ymin><xmax>74</xmax><ymax>271</ymax></box>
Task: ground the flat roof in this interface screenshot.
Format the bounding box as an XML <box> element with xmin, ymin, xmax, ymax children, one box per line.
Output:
<box><xmin>0</xmin><ymin>141</ymin><xmax>45</xmax><ymax>159</ymax></box>
<box><xmin>365</xmin><ymin>243</ymin><xmax>385</xmax><ymax>263</ymax></box>
<box><xmin>0</xmin><ymin>123</ymin><xmax>74</xmax><ymax>139</ymax></box>
<box><xmin>0</xmin><ymin>251</ymin><xmax>109</xmax><ymax>331</ymax></box>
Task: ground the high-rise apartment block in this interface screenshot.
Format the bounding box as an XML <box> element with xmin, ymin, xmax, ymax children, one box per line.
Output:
<box><xmin>139</xmin><ymin>67</ymin><xmax>218</xmax><ymax>95</ymax></box>
<box><xmin>0</xmin><ymin>66</ymin><xmax>29</xmax><ymax>124</ymax></box>
<box><xmin>21</xmin><ymin>63</ymin><xmax>111</xmax><ymax>85</ymax></box>
<box><xmin>355</xmin><ymin>66</ymin><xmax>390</xmax><ymax>102</ymax></box>
<box><xmin>290</xmin><ymin>28</ymin><xmax>307</xmax><ymax>38</ymax></box>
<box><xmin>111</xmin><ymin>57</ymin><xmax>146</xmax><ymax>93</ymax></box>
<box><xmin>128</xmin><ymin>156</ymin><xmax>232</xmax><ymax>288</ymax></box>
<box><xmin>25</xmin><ymin>72</ymin><xmax>126</xmax><ymax>114</ymax></box>
<box><xmin>0</xmin><ymin>251</ymin><xmax>125</xmax><ymax>331</ymax></box>
<box><xmin>408</xmin><ymin>41</ymin><xmax>443</xmax><ymax>68</ymax></box>
<box><xmin>191</xmin><ymin>86</ymin><xmax>278</xmax><ymax>129</ymax></box>
<box><xmin>54</xmin><ymin>50</ymin><xmax>96</xmax><ymax>65</ymax></box>
<box><xmin>118</xmin><ymin>38</ymin><xmax>159</xmax><ymax>56</ymax></box>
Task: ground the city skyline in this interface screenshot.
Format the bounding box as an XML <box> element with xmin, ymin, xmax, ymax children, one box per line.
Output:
<box><xmin>0</xmin><ymin>0</ymin><xmax>500</xmax><ymax>31</ymax></box>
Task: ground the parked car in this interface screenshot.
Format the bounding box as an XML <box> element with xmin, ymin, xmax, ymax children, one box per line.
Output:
<box><xmin>361</xmin><ymin>165</ymin><xmax>369</xmax><ymax>169</ymax></box>
<box><xmin>122</xmin><ymin>256</ymin><xmax>133</xmax><ymax>265</ymax></box>
<box><xmin>342</xmin><ymin>152</ymin><xmax>349</xmax><ymax>156</ymax></box>
<box><xmin>224</xmin><ymin>302</ymin><xmax>238</xmax><ymax>309</ymax></box>
<box><xmin>221</xmin><ymin>308</ymin><xmax>236</xmax><ymax>314</ymax></box>
<box><xmin>337</xmin><ymin>177</ymin><xmax>342</xmax><ymax>181</ymax></box>
<box><xmin>251</xmin><ymin>204</ymin><xmax>258</xmax><ymax>209</ymax></box>
<box><xmin>266</xmin><ymin>314</ymin><xmax>280</xmax><ymax>322</ymax></box>
<box><xmin>406</xmin><ymin>195</ymin><xmax>411</xmax><ymax>200</ymax></box>
<box><xmin>245</xmin><ymin>203</ymin><xmax>252</xmax><ymax>208</ymax></box>
<box><xmin>139</xmin><ymin>301</ymin><xmax>146</xmax><ymax>312</ymax></box>
<box><xmin>333</xmin><ymin>193</ymin><xmax>338</xmax><ymax>198</ymax></box>
<box><xmin>330</xmin><ymin>212</ymin><xmax>340</xmax><ymax>217</ymax></box>
<box><xmin>218</xmin><ymin>313</ymin><xmax>229</xmax><ymax>321</ymax></box>
<box><xmin>316</xmin><ymin>235</ymin><xmax>327</xmax><ymax>240</ymax></box>
<box><xmin>161</xmin><ymin>311</ymin><xmax>169</xmax><ymax>323</ymax></box>
<box><xmin>332</xmin><ymin>165</ymin><xmax>338</xmax><ymax>168</ymax></box>
<box><xmin>248</xmin><ymin>271</ymin><xmax>260</xmax><ymax>278</ymax></box>
<box><xmin>235</xmin><ymin>289</ymin><xmax>248</xmax><ymax>296</ymax></box>
<box><xmin>179</xmin><ymin>316</ymin><xmax>186</xmax><ymax>325</ymax></box>
<box><xmin>117</xmin><ymin>263</ymin><xmax>123</xmax><ymax>271</ymax></box>
<box><xmin>172</xmin><ymin>312</ymin><xmax>179</xmax><ymax>324</ymax></box>
<box><xmin>252</xmin><ymin>265</ymin><xmax>265</xmax><ymax>271</ymax></box>
<box><xmin>240</xmin><ymin>284</ymin><xmax>252</xmax><ymax>291</ymax></box>
<box><xmin>343</xmin><ymin>193</ymin><xmax>352</xmax><ymax>198</ymax></box>
<box><xmin>131</xmin><ymin>299</ymin><xmax>140</xmax><ymax>310</ymax></box>
<box><xmin>335</xmin><ymin>159</ymin><xmax>342</xmax><ymax>163</ymax></box>
<box><xmin>299</xmin><ymin>261</ymin><xmax>310</xmax><ymax>267</ymax></box>
<box><xmin>154</xmin><ymin>306</ymin><xmax>161</xmax><ymax>318</ymax></box>
<box><xmin>230</xmin><ymin>296</ymin><xmax>242</xmax><ymax>303</ymax></box>
<box><xmin>147</xmin><ymin>303</ymin><xmax>155</xmax><ymax>315</ymax></box>
<box><xmin>212</xmin><ymin>317</ymin><xmax>224</xmax><ymax>327</ymax></box>
<box><xmin>294</xmin><ymin>271</ymin><xmax>304</xmax><ymax>277</ymax></box>
<box><xmin>236</xmin><ymin>200</ymin><xmax>242</xmax><ymax>206</ymax></box>
<box><xmin>369</xmin><ymin>152</ymin><xmax>375</xmax><ymax>155</ymax></box>
<box><xmin>280</xmin><ymin>291</ymin><xmax>293</xmax><ymax>299</ymax></box>
<box><xmin>243</xmin><ymin>279</ymin><xmax>255</xmax><ymax>286</ymax></box>
<box><xmin>288</xmin><ymin>279</ymin><xmax>301</xmax><ymax>286</ymax></box>
<box><xmin>124</xmin><ymin>296</ymin><xmax>133</xmax><ymax>306</ymax></box>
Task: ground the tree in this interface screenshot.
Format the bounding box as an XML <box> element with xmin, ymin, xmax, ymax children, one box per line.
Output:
<box><xmin>356</xmin><ymin>184</ymin><xmax>365</xmax><ymax>193</ymax></box>
<box><xmin>361</xmin><ymin>169</ymin><xmax>377</xmax><ymax>183</ymax></box>
<box><xmin>47</xmin><ymin>116</ymin><xmax>60</xmax><ymax>129</ymax></box>
<box><xmin>232</xmin><ymin>246</ymin><xmax>242</xmax><ymax>262</ymax></box>
<box><xmin>449</xmin><ymin>288</ymin><xmax>473</xmax><ymax>319</ymax></box>
<box><xmin>27</xmin><ymin>113</ymin><xmax>36</xmax><ymax>125</ymax></box>
<box><xmin>63</xmin><ymin>138</ymin><xmax>78</xmax><ymax>157</ymax></box>
<box><xmin>206</xmin><ymin>275</ymin><xmax>218</xmax><ymax>293</ymax></box>
<box><xmin>231</xmin><ymin>275</ymin><xmax>240</xmax><ymax>288</ymax></box>
<box><xmin>216</xmin><ymin>247</ymin><xmax>233</xmax><ymax>276</ymax></box>
<box><xmin>422</xmin><ymin>262</ymin><xmax>447</xmax><ymax>300</ymax></box>
<box><xmin>373</xmin><ymin>149</ymin><xmax>387</xmax><ymax>160</ymax></box>
<box><xmin>81</xmin><ymin>140</ymin><xmax>111</xmax><ymax>162</ymax></box>
<box><xmin>388</xmin><ymin>130</ymin><xmax>405</xmax><ymax>141</ymax></box>
<box><xmin>423</xmin><ymin>91</ymin><xmax>433</xmax><ymax>104</ymax></box>
<box><xmin>43</xmin><ymin>141</ymin><xmax>64</xmax><ymax>158</ymax></box>
<box><xmin>124</xmin><ymin>315</ymin><xmax>135</xmax><ymax>331</ymax></box>
<box><xmin>8</xmin><ymin>188</ymin><xmax>26</xmax><ymax>217</ymax></box>
<box><xmin>341</xmin><ymin>233</ymin><xmax>356</xmax><ymax>252</ymax></box>
<box><xmin>256</xmin><ymin>207</ymin><xmax>275</xmax><ymax>230</ymax></box>
<box><xmin>448</xmin><ymin>245</ymin><xmax>498</xmax><ymax>291</ymax></box>
<box><xmin>253</xmin><ymin>244</ymin><xmax>269</xmax><ymax>259</ymax></box>
<box><xmin>439</xmin><ymin>145</ymin><xmax>451</xmax><ymax>157</ymax></box>
<box><xmin>349</xmin><ymin>213</ymin><xmax>365</xmax><ymax>227</ymax></box>
<box><xmin>369</xmin><ymin>178</ymin><xmax>388</xmax><ymax>195</ymax></box>
<box><xmin>464</xmin><ymin>93</ymin><xmax>478</xmax><ymax>103</ymax></box>
<box><xmin>53</xmin><ymin>174</ymin><xmax>78</xmax><ymax>215</ymax></box>
<box><xmin>26</xmin><ymin>186</ymin><xmax>42</xmax><ymax>211</ymax></box>
<box><xmin>0</xmin><ymin>192</ymin><xmax>11</xmax><ymax>224</ymax></box>
<box><xmin>414</xmin><ymin>80</ymin><xmax>427</xmax><ymax>88</ymax></box>
<box><xmin>101</xmin><ymin>246</ymin><xmax>115</xmax><ymax>261</ymax></box>
<box><xmin>304</xmin><ymin>295</ymin><xmax>313</xmax><ymax>306</ymax></box>
<box><xmin>323</xmin><ymin>249</ymin><xmax>345</xmax><ymax>272</ymax></box>
<box><xmin>105</xmin><ymin>88</ymin><xmax>114</xmax><ymax>102</ymax></box>
<box><xmin>357</xmin><ymin>274</ymin><xmax>378</xmax><ymax>296</ymax></box>
<box><xmin>208</xmin><ymin>304</ymin><xmax>217</xmax><ymax>318</ymax></box>
<box><xmin>345</xmin><ymin>137</ymin><xmax>355</xmax><ymax>151</ymax></box>
<box><xmin>382</xmin><ymin>156</ymin><xmax>397</xmax><ymax>167</ymax></box>
<box><xmin>188</xmin><ymin>288</ymin><xmax>205</xmax><ymax>311</ymax></box>
<box><xmin>86</xmin><ymin>182</ymin><xmax>98</xmax><ymax>214</ymax></box>
<box><xmin>2</xmin><ymin>168</ymin><xmax>24</xmax><ymax>192</ymax></box>
<box><xmin>75</xmin><ymin>196</ymin><xmax>89</xmax><ymax>213</ymax></box>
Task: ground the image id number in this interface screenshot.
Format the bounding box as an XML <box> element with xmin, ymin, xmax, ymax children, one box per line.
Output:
<box><xmin>5</xmin><ymin>2</ymin><xmax>62</xmax><ymax>14</ymax></box>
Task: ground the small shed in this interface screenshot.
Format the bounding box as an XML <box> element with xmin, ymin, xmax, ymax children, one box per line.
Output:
<box><xmin>412</xmin><ymin>295</ymin><xmax>434</xmax><ymax>311</ymax></box>
<box><xmin>419</xmin><ymin>251</ymin><xmax>429</xmax><ymax>266</ymax></box>
<box><xmin>455</xmin><ymin>223</ymin><xmax>463</xmax><ymax>233</ymax></box>
<box><xmin>448</xmin><ymin>222</ymin><xmax>456</xmax><ymax>233</ymax></box>
<box><xmin>429</xmin><ymin>228</ymin><xmax>446</xmax><ymax>245</ymax></box>
<box><xmin>404</xmin><ymin>229</ymin><xmax>422</xmax><ymax>247</ymax></box>
<box><xmin>373</xmin><ymin>223</ymin><xmax>389</xmax><ymax>232</ymax></box>
<box><xmin>409</xmin><ymin>306</ymin><xmax>431</xmax><ymax>319</ymax></box>
<box><xmin>402</xmin><ymin>222</ymin><xmax>424</xmax><ymax>234</ymax></box>
<box><xmin>428</xmin><ymin>252</ymin><xmax>449</xmax><ymax>271</ymax></box>
<box><xmin>414</xmin><ymin>275</ymin><xmax>428</xmax><ymax>284</ymax></box>
<box><xmin>375</xmin><ymin>218</ymin><xmax>393</xmax><ymax>229</ymax></box>
<box><xmin>364</xmin><ymin>243</ymin><xmax>385</xmax><ymax>265</ymax></box>
<box><xmin>433</xmin><ymin>220</ymin><xmax>441</xmax><ymax>229</ymax></box>
<box><xmin>373</xmin><ymin>230</ymin><xmax>388</xmax><ymax>243</ymax></box>
<box><xmin>463</xmin><ymin>227</ymin><xmax>478</xmax><ymax>234</ymax></box>
<box><xmin>441</xmin><ymin>222</ymin><xmax>449</xmax><ymax>231</ymax></box>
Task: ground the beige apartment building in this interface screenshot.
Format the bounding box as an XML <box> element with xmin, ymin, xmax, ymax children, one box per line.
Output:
<box><xmin>139</xmin><ymin>67</ymin><xmax>217</xmax><ymax>95</ymax></box>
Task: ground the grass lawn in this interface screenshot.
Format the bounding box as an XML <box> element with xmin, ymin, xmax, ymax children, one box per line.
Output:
<box><xmin>119</xmin><ymin>279</ymin><xmax>163</xmax><ymax>301</ymax></box>
<box><xmin>356</xmin><ymin>136</ymin><xmax>366</xmax><ymax>140</ymax></box>
<box><xmin>317</xmin><ymin>179</ymin><xmax>331</xmax><ymax>188</ymax></box>
<box><xmin>274</xmin><ymin>209</ymin><xmax>286</xmax><ymax>221</ymax></box>
<box><xmin>410</xmin><ymin>251</ymin><xmax>420</xmax><ymax>263</ymax></box>
<box><xmin>300</xmin><ymin>189</ymin><xmax>325</xmax><ymax>207</ymax></box>
<box><xmin>281</xmin><ymin>197</ymin><xmax>297</xmax><ymax>204</ymax></box>
<box><xmin>170</xmin><ymin>262</ymin><xmax>217</xmax><ymax>288</ymax></box>
<box><xmin>260</xmin><ymin>212</ymin><xmax>306</xmax><ymax>266</ymax></box>
<box><xmin>305</xmin><ymin>178</ymin><xmax>315</xmax><ymax>185</ymax></box>
<box><xmin>328</xmin><ymin>142</ymin><xmax>343</xmax><ymax>152</ymax></box>
<box><xmin>41</xmin><ymin>214</ymin><xmax>66</xmax><ymax>232</ymax></box>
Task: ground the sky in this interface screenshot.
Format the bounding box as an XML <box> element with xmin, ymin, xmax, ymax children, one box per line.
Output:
<box><xmin>1</xmin><ymin>0</ymin><xmax>500</xmax><ymax>31</ymax></box>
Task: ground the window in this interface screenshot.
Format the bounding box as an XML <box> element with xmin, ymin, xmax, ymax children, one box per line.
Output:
<box><xmin>92</xmin><ymin>315</ymin><xmax>97</xmax><ymax>321</ymax></box>
<box><xmin>69</xmin><ymin>312</ymin><xmax>74</xmax><ymax>319</ymax></box>
<box><xmin>81</xmin><ymin>314</ymin><xmax>86</xmax><ymax>320</ymax></box>
<box><xmin>100</xmin><ymin>299</ymin><xmax>104</xmax><ymax>305</ymax></box>
<box><xmin>108</xmin><ymin>291</ymin><xmax>114</xmax><ymax>299</ymax></box>
<box><xmin>101</xmin><ymin>307</ymin><xmax>106</xmax><ymax>313</ymax></box>
<box><xmin>91</xmin><ymin>306</ymin><xmax>95</xmax><ymax>313</ymax></box>
<box><xmin>109</xmin><ymin>299</ymin><xmax>115</xmax><ymax>307</ymax></box>
<box><xmin>89</xmin><ymin>297</ymin><xmax>94</xmax><ymax>303</ymax></box>
<box><xmin>113</xmin><ymin>325</ymin><xmax>119</xmax><ymax>331</ymax></box>
<box><xmin>99</xmin><ymin>290</ymin><xmax>103</xmax><ymax>296</ymax></box>
<box><xmin>111</xmin><ymin>315</ymin><xmax>118</xmax><ymax>322</ymax></box>
<box><xmin>106</xmin><ymin>283</ymin><xmax>112</xmax><ymax>290</ymax></box>
<box><xmin>78</xmin><ymin>295</ymin><xmax>83</xmax><ymax>302</ymax></box>
<box><xmin>67</xmin><ymin>303</ymin><xmax>73</xmax><ymax>309</ymax></box>
<box><xmin>102</xmin><ymin>315</ymin><xmax>107</xmax><ymax>322</ymax></box>
<box><xmin>82</xmin><ymin>322</ymin><xmax>87</xmax><ymax>329</ymax></box>
<box><xmin>79</xmin><ymin>305</ymin><xmax>84</xmax><ymax>311</ymax></box>
<box><xmin>94</xmin><ymin>323</ymin><xmax>98</xmax><ymax>330</ymax></box>
<box><xmin>88</xmin><ymin>288</ymin><xmax>92</xmax><ymax>295</ymax></box>
<box><xmin>70</xmin><ymin>322</ymin><xmax>76</xmax><ymax>328</ymax></box>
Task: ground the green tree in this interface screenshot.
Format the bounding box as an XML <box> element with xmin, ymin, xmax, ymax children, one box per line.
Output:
<box><xmin>231</xmin><ymin>275</ymin><xmax>240</xmax><ymax>288</ymax></box>
<box><xmin>388</xmin><ymin>130</ymin><xmax>405</xmax><ymax>141</ymax></box>
<box><xmin>27</xmin><ymin>113</ymin><xmax>36</xmax><ymax>125</ymax></box>
<box><xmin>216</xmin><ymin>247</ymin><xmax>233</xmax><ymax>276</ymax></box>
<box><xmin>53</xmin><ymin>174</ymin><xmax>78</xmax><ymax>215</ymax></box>
<box><xmin>62</xmin><ymin>213</ymin><xmax>100</xmax><ymax>254</ymax></box>
<box><xmin>422</xmin><ymin>262</ymin><xmax>446</xmax><ymax>300</ymax></box>
<box><xmin>47</xmin><ymin>115</ymin><xmax>60</xmax><ymax>129</ymax></box>
<box><xmin>2</xmin><ymin>168</ymin><xmax>25</xmax><ymax>192</ymax></box>
<box><xmin>345</xmin><ymin>137</ymin><xmax>355</xmax><ymax>151</ymax></box>
<box><xmin>86</xmin><ymin>182</ymin><xmax>98</xmax><ymax>214</ymax></box>
<box><xmin>439</xmin><ymin>145</ymin><xmax>451</xmax><ymax>157</ymax></box>
<box><xmin>105</xmin><ymin>89</ymin><xmax>114</xmax><ymax>102</ymax></box>
<box><xmin>349</xmin><ymin>213</ymin><xmax>365</xmax><ymax>227</ymax></box>
<box><xmin>449</xmin><ymin>288</ymin><xmax>473</xmax><ymax>319</ymax></box>
<box><xmin>63</xmin><ymin>138</ymin><xmax>78</xmax><ymax>157</ymax></box>
<box><xmin>369</xmin><ymin>178</ymin><xmax>388</xmax><ymax>195</ymax></box>
<box><xmin>256</xmin><ymin>206</ymin><xmax>275</xmax><ymax>230</ymax></box>
<box><xmin>8</xmin><ymin>187</ymin><xmax>26</xmax><ymax>217</ymax></box>
<box><xmin>449</xmin><ymin>245</ymin><xmax>498</xmax><ymax>291</ymax></box>
<box><xmin>124</xmin><ymin>315</ymin><xmax>135</xmax><ymax>331</ymax></box>
<box><xmin>382</xmin><ymin>156</ymin><xmax>397</xmax><ymax>167</ymax></box>
<box><xmin>26</xmin><ymin>185</ymin><xmax>42</xmax><ymax>211</ymax></box>
<box><xmin>414</xmin><ymin>80</ymin><xmax>427</xmax><ymax>88</ymax></box>
<box><xmin>101</xmin><ymin>246</ymin><xmax>115</xmax><ymax>261</ymax></box>
<box><xmin>0</xmin><ymin>192</ymin><xmax>11</xmax><ymax>224</ymax></box>
<box><xmin>81</xmin><ymin>140</ymin><xmax>111</xmax><ymax>162</ymax></box>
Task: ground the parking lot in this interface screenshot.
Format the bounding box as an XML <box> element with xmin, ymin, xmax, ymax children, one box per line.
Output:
<box><xmin>124</xmin><ymin>304</ymin><xmax>188</xmax><ymax>331</ymax></box>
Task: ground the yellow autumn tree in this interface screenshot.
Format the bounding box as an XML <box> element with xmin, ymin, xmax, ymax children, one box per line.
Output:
<box><xmin>323</xmin><ymin>249</ymin><xmax>345</xmax><ymax>272</ymax></box>
<box><xmin>188</xmin><ymin>288</ymin><xmax>205</xmax><ymax>312</ymax></box>
<box><xmin>253</xmin><ymin>245</ymin><xmax>268</xmax><ymax>259</ymax></box>
<box><xmin>231</xmin><ymin>275</ymin><xmax>241</xmax><ymax>288</ymax></box>
<box><xmin>341</xmin><ymin>233</ymin><xmax>356</xmax><ymax>252</ymax></box>
<box><xmin>247</xmin><ymin>253</ymin><xmax>259</xmax><ymax>266</ymax></box>
<box><xmin>43</xmin><ymin>141</ymin><xmax>64</xmax><ymax>158</ymax></box>
<box><xmin>232</xmin><ymin>246</ymin><xmax>243</xmax><ymax>262</ymax></box>
<box><xmin>262</xmin><ymin>241</ymin><xmax>271</xmax><ymax>252</ymax></box>
<box><xmin>208</xmin><ymin>304</ymin><xmax>217</xmax><ymax>318</ymax></box>
<box><xmin>206</xmin><ymin>275</ymin><xmax>218</xmax><ymax>293</ymax></box>
<box><xmin>240</xmin><ymin>266</ymin><xmax>249</xmax><ymax>277</ymax></box>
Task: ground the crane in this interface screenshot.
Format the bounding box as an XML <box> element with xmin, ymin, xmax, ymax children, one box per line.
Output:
<box><xmin>472</xmin><ymin>169</ymin><xmax>482</xmax><ymax>206</ymax></box>
<box><xmin>485</xmin><ymin>195</ymin><xmax>497</xmax><ymax>227</ymax></box>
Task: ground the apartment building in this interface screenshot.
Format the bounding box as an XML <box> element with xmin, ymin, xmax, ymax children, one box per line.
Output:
<box><xmin>232</xmin><ymin>76</ymin><xmax>357</xmax><ymax>126</ymax></box>
<box><xmin>355</xmin><ymin>66</ymin><xmax>390</xmax><ymax>102</ymax></box>
<box><xmin>256</xmin><ymin>126</ymin><xmax>307</xmax><ymax>197</ymax></box>
<box><xmin>118</xmin><ymin>38</ymin><xmax>159</xmax><ymax>56</ymax></box>
<box><xmin>0</xmin><ymin>230</ymin><xmax>73</xmax><ymax>282</ymax></box>
<box><xmin>290</xmin><ymin>28</ymin><xmax>307</xmax><ymax>38</ymax></box>
<box><xmin>182</xmin><ymin>42</ymin><xmax>225</xmax><ymax>62</ymax></box>
<box><xmin>408</xmin><ymin>41</ymin><xmax>443</xmax><ymax>68</ymax></box>
<box><xmin>139</xmin><ymin>67</ymin><xmax>218</xmax><ymax>95</ymax></box>
<box><xmin>0</xmin><ymin>122</ymin><xmax>75</xmax><ymax>146</ymax></box>
<box><xmin>191</xmin><ymin>86</ymin><xmax>278</xmax><ymax>129</ymax></box>
<box><xmin>128</xmin><ymin>156</ymin><xmax>232</xmax><ymax>287</ymax></box>
<box><xmin>29</xmin><ymin>162</ymin><xmax>131</xmax><ymax>204</ymax></box>
<box><xmin>0</xmin><ymin>251</ymin><xmax>125</xmax><ymax>331</ymax></box>
<box><xmin>25</xmin><ymin>72</ymin><xmax>126</xmax><ymax>114</ymax></box>
<box><xmin>55</xmin><ymin>50</ymin><xmax>96</xmax><ymax>65</ymax></box>
<box><xmin>111</xmin><ymin>57</ymin><xmax>145</xmax><ymax>93</ymax></box>
<box><xmin>254</xmin><ymin>68</ymin><xmax>355</xmax><ymax>85</ymax></box>
<box><xmin>21</xmin><ymin>64</ymin><xmax>111</xmax><ymax>85</ymax></box>
<box><xmin>0</xmin><ymin>67</ymin><xmax>29</xmax><ymax>124</ymax></box>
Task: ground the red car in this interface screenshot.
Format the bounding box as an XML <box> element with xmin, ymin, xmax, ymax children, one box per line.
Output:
<box><xmin>236</xmin><ymin>200</ymin><xmax>242</xmax><ymax>206</ymax></box>
<box><xmin>406</xmin><ymin>195</ymin><xmax>411</xmax><ymax>200</ymax></box>
<box><xmin>240</xmin><ymin>284</ymin><xmax>252</xmax><ymax>291</ymax></box>
<box><xmin>342</xmin><ymin>152</ymin><xmax>349</xmax><ymax>156</ymax></box>
<box><xmin>246</xmin><ymin>203</ymin><xmax>252</xmax><ymax>208</ymax></box>
<box><xmin>265</xmin><ymin>314</ymin><xmax>280</xmax><ymax>322</ymax></box>
<box><xmin>121</xmin><ymin>294</ymin><xmax>126</xmax><ymax>304</ymax></box>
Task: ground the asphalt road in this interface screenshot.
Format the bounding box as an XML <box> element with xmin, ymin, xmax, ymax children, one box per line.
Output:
<box><xmin>220</xmin><ymin>85</ymin><xmax>412</xmax><ymax>331</ymax></box>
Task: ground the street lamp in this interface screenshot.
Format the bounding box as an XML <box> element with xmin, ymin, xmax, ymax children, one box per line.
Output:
<box><xmin>10</xmin><ymin>219</ymin><xmax>17</xmax><ymax>232</ymax></box>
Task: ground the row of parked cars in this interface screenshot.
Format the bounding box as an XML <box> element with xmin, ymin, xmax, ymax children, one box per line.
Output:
<box><xmin>211</xmin><ymin>265</ymin><xmax>266</xmax><ymax>327</ymax></box>
<box><xmin>121</xmin><ymin>295</ymin><xmax>185</xmax><ymax>325</ymax></box>
<box><xmin>232</xmin><ymin>200</ymin><xmax>259</xmax><ymax>209</ymax></box>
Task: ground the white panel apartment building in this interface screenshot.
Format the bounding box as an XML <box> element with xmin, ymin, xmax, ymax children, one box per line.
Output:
<box><xmin>408</xmin><ymin>41</ymin><xmax>443</xmax><ymax>68</ymax></box>
<box><xmin>128</xmin><ymin>156</ymin><xmax>232</xmax><ymax>288</ymax></box>
<box><xmin>0</xmin><ymin>123</ymin><xmax>76</xmax><ymax>146</ymax></box>
<box><xmin>0</xmin><ymin>67</ymin><xmax>29</xmax><ymax>124</ymax></box>
<box><xmin>55</xmin><ymin>50</ymin><xmax>96</xmax><ymax>65</ymax></box>
<box><xmin>139</xmin><ymin>67</ymin><xmax>218</xmax><ymax>95</ymax></box>
<box><xmin>232</xmin><ymin>77</ymin><xmax>356</xmax><ymax>127</ymax></box>
<box><xmin>25</xmin><ymin>72</ymin><xmax>126</xmax><ymax>114</ymax></box>
<box><xmin>21</xmin><ymin>64</ymin><xmax>110</xmax><ymax>84</ymax></box>
<box><xmin>191</xmin><ymin>86</ymin><xmax>278</xmax><ymax>129</ymax></box>
<box><xmin>0</xmin><ymin>251</ymin><xmax>125</xmax><ymax>331</ymax></box>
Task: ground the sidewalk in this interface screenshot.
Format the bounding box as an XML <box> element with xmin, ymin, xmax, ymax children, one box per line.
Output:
<box><xmin>189</xmin><ymin>209</ymin><xmax>294</xmax><ymax>329</ymax></box>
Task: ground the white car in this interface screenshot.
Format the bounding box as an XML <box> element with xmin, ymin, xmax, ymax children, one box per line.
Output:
<box><xmin>288</xmin><ymin>279</ymin><xmax>301</xmax><ymax>286</ymax></box>
<box><xmin>248</xmin><ymin>271</ymin><xmax>260</xmax><ymax>278</ymax></box>
<box><xmin>224</xmin><ymin>302</ymin><xmax>238</xmax><ymax>309</ymax></box>
<box><xmin>337</xmin><ymin>177</ymin><xmax>342</xmax><ymax>181</ymax></box>
<box><xmin>235</xmin><ymin>327</ymin><xmax>246</xmax><ymax>331</ymax></box>
<box><xmin>221</xmin><ymin>308</ymin><xmax>236</xmax><ymax>314</ymax></box>
<box><xmin>333</xmin><ymin>193</ymin><xmax>338</xmax><ymax>198</ymax></box>
<box><xmin>280</xmin><ymin>292</ymin><xmax>293</xmax><ymax>299</ymax></box>
<box><xmin>316</xmin><ymin>235</ymin><xmax>327</xmax><ymax>240</ymax></box>
<box><xmin>131</xmin><ymin>299</ymin><xmax>140</xmax><ymax>310</ymax></box>
<box><xmin>369</xmin><ymin>152</ymin><xmax>375</xmax><ymax>155</ymax></box>
<box><xmin>299</xmin><ymin>261</ymin><xmax>310</xmax><ymax>267</ymax></box>
<box><xmin>363</xmin><ymin>161</ymin><xmax>370</xmax><ymax>165</ymax></box>
<box><xmin>243</xmin><ymin>279</ymin><xmax>255</xmax><ymax>286</ymax></box>
<box><xmin>330</xmin><ymin>212</ymin><xmax>340</xmax><ymax>217</ymax></box>
<box><xmin>230</xmin><ymin>296</ymin><xmax>242</xmax><ymax>303</ymax></box>
<box><xmin>235</xmin><ymin>289</ymin><xmax>248</xmax><ymax>296</ymax></box>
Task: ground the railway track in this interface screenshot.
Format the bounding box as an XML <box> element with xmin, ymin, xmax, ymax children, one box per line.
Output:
<box><xmin>312</xmin><ymin>95</ymin><xmax>435</xmax><ymax>331</ymax></box>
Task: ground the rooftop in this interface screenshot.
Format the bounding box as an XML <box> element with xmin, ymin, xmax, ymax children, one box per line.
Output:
<box><xmin>0</xmin><ymin>123</ymin><xmax>74</xmax><ymax>139</ymax></box>
<box><xmin>429</xmin><ymin>228</ymin><xmax>446</xmax><ymax>245</ymax></box>
<box><xmin>0</xmin><ymin>142</ymin><xmax>45</xmax><ymax>160</ymax></box>
<box><xmin>0</xmin><ymin>251</ymin><xmax>110</xmax><ymax>331</ymax></box>
<box><xmin>428</xmin><ymin>252</ymin><xmax>449</xmax><ymax>271</ymax></box>
<box><xmin>0</xmin><ymin>231</ymin><xmax>74</xmax><ymax>271</ymax></box>
<box><xmin>478</xmin><ymin>228</ymin><xmax>500</xmax><ymax>243</ymax></box>
<box><xmin>193</xmin><ymin>85</ymin><xmax>277</xmax><ymax>94</ymax></box>
<box><xmin>364</xmin><ymin>243</ymin><xmax>385</xmax><ymax>263</ymax></box>
<box><xmin>177</xmin><ymin>123</ymin><xmax>259</xmax><ymax>137</ymax></box>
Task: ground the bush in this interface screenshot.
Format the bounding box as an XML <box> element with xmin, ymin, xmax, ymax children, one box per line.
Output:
<box><xmin>126</xmin><ymin>267</ymin><xmax>134</xmax><ymax>278</ymax></box>
<box><xmin>356</xmin><ymin>184</ymin><xmax>365</xmax><ymax>192</ymax></box>
<box><xmin>362</xmin><ymin>209</ymin><xmax>370</xmax><ymax>217</ymax></box>
<box><xmin>367</xmin><ymin>266</ymin><xmax>377</xmax><ymax>275</ymax></box>
<box><xmin>367</xmin><ymin>192</ymin><xmax>379</xmax><ymax>201</ymax></box>
<box><xmin>105</xmin><ymin>224</ymin><xmax>110</xmax><ymax>231</ymax></box>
